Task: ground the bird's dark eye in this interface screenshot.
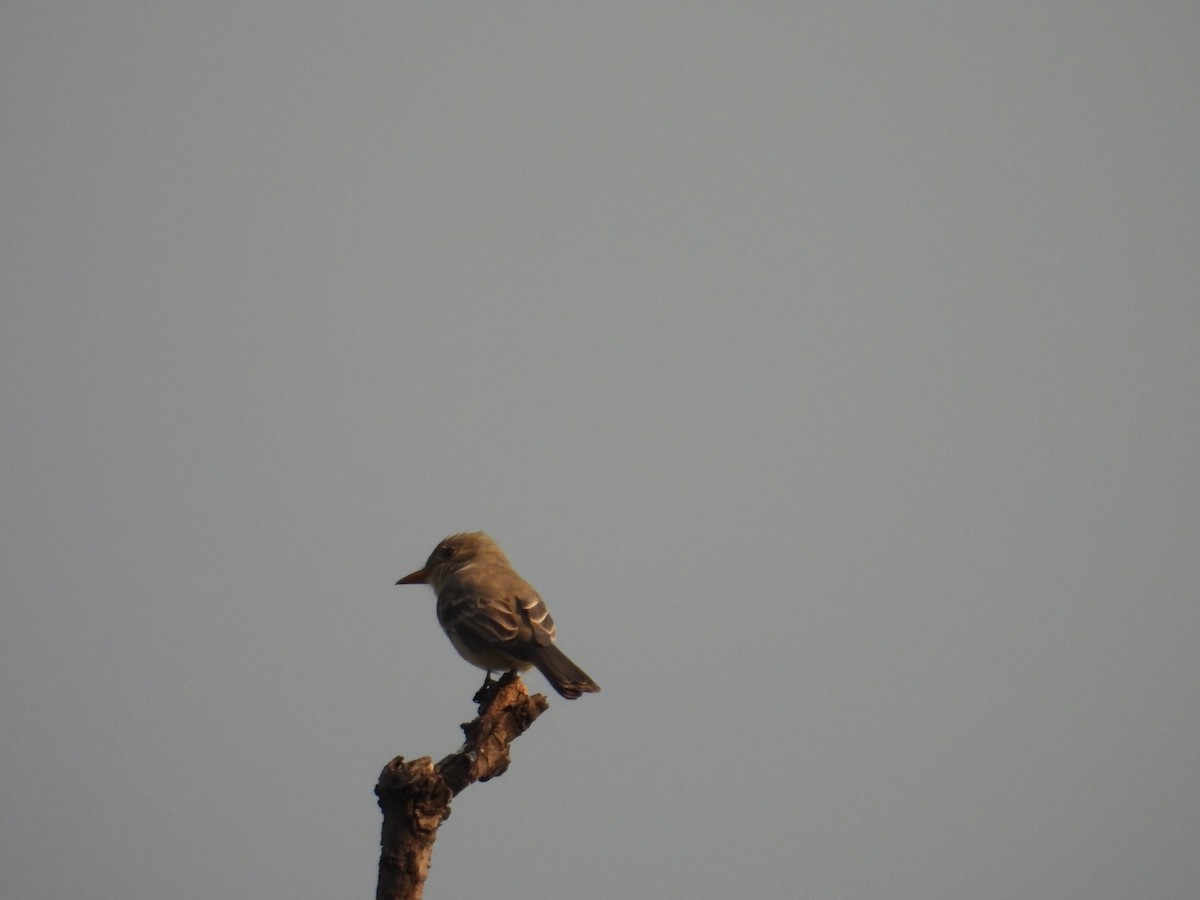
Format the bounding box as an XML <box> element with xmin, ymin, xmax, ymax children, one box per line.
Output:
<box><xmin>438</xmin><ymin>544</ymin><xmax>454</xmax><ymax>559</ymax></box>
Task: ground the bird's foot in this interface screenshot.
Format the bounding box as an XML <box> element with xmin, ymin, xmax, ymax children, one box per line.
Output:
<box><xmin>473</xmin><ymin>671</ymin><xmax>497</xmax><ymax>705</ymax></box>
<box><xmin>472</xmin><ymin>670</ymin><xmax>522</xmax><ymax>706</ymax></box>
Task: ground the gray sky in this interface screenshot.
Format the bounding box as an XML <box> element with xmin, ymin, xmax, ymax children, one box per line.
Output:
<box><xmin>3</xmin><ymin>4</ymin><xmax>1198</xmax><ymax>898</ymax></box>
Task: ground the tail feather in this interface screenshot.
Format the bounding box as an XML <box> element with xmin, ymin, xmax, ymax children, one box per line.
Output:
<box><xmin>529</xmin><ymin>644</ymin><xmax>601</xmax><ymax>699</ymax></box>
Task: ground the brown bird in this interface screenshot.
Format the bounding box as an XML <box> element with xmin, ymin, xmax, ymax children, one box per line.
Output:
<box><xmin>396</xmin><ymin>532</ymin><xmax>600</xmax><ymax>699</ymax></box>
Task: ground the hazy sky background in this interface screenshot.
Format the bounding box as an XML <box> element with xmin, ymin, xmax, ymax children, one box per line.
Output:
<box><xmin>3</xmin><ymin>4</ymin><xmax>1198</xmax><ymax>898</ymax></box>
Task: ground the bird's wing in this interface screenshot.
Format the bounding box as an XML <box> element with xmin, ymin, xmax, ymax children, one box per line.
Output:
<box><xmin>518</xmin><ymin>592</ymin><xmax>557</xmax><ymax>647</ymax></box>
<box><xmin>439</xmin><ymin>590</ymin><xmax>557</xmax><ymax>647</ymax></box>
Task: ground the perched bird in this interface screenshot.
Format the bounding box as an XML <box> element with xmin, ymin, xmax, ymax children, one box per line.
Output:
<box><xmin>396</xmin><ymin>532</ymin><xmax>600</xmax><ymax>699</ymax></box>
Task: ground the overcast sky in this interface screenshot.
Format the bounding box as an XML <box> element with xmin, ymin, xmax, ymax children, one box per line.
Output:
<box><xmin>3</xmin><ymin>4</ymin><xmax>1198</xmax><ymax>899</ymax></box>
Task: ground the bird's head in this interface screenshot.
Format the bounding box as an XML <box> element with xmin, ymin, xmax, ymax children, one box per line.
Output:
<box><xmin>395</xmin><ymin>532</ymin><xmax>509</xmax><ymax>592</ymax></box>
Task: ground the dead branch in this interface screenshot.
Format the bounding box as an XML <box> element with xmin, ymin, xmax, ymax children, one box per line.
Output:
<box><xmin>374</xmin><ymin>673</ymin><xmax>549</xmax><ymax>900</ymax></box>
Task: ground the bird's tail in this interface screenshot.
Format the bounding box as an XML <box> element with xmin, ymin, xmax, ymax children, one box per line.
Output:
<box><xmin>528</xmin><ymin>644</ymin><xmax>601</xmax><ymax>699</ymax></box>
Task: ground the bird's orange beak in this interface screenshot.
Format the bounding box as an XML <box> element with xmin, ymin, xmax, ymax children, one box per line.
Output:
<box><xmin>396</xmin><ymin>568</ymin><xmax>428</xmax><ymax>585</ymax></box>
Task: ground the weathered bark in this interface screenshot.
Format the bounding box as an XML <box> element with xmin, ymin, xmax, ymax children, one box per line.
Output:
<box><xmin>374</xmin><ymin>673</ymin><xmax>549</xmax><ymax>900</ymax></box>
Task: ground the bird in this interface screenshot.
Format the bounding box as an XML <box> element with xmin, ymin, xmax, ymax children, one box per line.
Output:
<box><xmin>396</xmin><ymin>532</ymin><xmax>600</xmax><ymax>699</ymax></box>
